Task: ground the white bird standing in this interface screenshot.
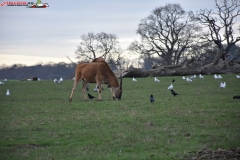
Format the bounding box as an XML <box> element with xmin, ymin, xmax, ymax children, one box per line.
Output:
<box><xmin>218</xmin><ymin>75</ymin><xmax>222</xmax><ymax>79</ymax></box>
<box><xmin>214</xmin><ymin>74</ymin><xmax>218</xmax><ymax>79</ymax></box>
<box><xmin>186</xmin><ymin>77</ymin><xmax>192</xmax><ymax>82</ymax></box>
<box><xmin>6</xmin><ymin>89</ymin><xmax>10</xmax><ymax>95</ymax></box>
<box><xmin>236</xmin><ymin>75</ymin><xmax>240</xmax><ymax>79</ymax></box>
<box><xmin>220</xmin><ymin>82</ymin><xmax>226</xmax><ymax>88</ymax></box>
<box><xmin>167</xmin><ymin>84</ymin><xmax>173</xmax><ymax>90</ymax></box>
<box><xmin>199</xmin><ymin>74</ymin><xmax>204</xmax><ymax>79</ymax></box>
<box><xmin>59</xmin><ymin>77</ymin><xmax>63</xmax><ymax>82</ymax></box>
<box><xmin>133</xmin><ymin>77</ymin><xmax>137</xmax><ymax>82</ymax></box>
<box><xmin>154</xmin><ymin>77</ymin><xmax>160</xmax><ymax>82</ymax></box>
<box><xmin>54</xmin><ymin>79</ymin><xmax>61</xmax><ymax>84</ymax></box>
<box><xmin>93</xmin><ymin>85</ymin><xmax>98</xmax><ymax>92</ymax></box>
<box><xmin>38</xmin><ymin>78</ymin><xmax>41</xmax><ymax>81</ymax></box>
<box><xmin>0</xmin><ymin>81</ymin><xmax>4</xmax><ymax>84</ymax></box>
<box><xmin>190</xmin><ymin>75</ymin><xmax>196</xmax><ymax>79</ymax></box>
<box><xmin>182</xmin><ymin>76</ymin><xmax>186</xmax><ymax>80</ymax></box>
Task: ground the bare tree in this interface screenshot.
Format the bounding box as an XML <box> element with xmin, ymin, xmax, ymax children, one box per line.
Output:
<box><xmin>196</xmin><ymin>0</ymin><xmax>240</xmax><ymax>66</ymax></box>
<box><xmin>128</xmin><ymin>4</ymin><xmax>202</xmax><ymax>65</ymax></box>
<box><xmin>75</xmin><ymin>32</ymin><xmax>121</xmax><ymax>62</ymax></box>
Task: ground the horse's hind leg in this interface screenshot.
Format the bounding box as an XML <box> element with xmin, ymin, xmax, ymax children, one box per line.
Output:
<box><xmin>97</xmin><ymin>82</ymin><xmax>102</xmax><ymax>101</ymax></box>
<box><xmin>69</xmin><ymin>76</ymin><xmax>81</xmax><ymax>101</ymax></box>
<box><xmin>82</xmin><ymin>81</ymin><xmax>88</xmax><ymax>100</ymax></box>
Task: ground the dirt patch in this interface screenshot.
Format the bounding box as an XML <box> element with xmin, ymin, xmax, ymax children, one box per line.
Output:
<box><xmin>189</xmin><ymin>148</ymin><xmax>240</xmax><ymax>160</ymax></box>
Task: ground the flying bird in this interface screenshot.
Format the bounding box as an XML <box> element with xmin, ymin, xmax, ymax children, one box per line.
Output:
<box><xmin>150</xmin><ymin>94</ymin><xmax>155</xmax><ymax>103</ymax></box>
<box><xmin>233</xmin><ymin>95</ymin><xmax>240</xmax><ymax>99</ymax></box>
<box><xmin>167</xmin><ymin>84</ymin><xmax>173</xmax><ymax>90</ymax></box>
<box><xmin>88</xmin><ymin>93</ymin><xmax>95</xmax><ymax>99</ymax></box>
<box><xmin>220</xmin><ymin>82</ymin><xmax>226</xmax><ymax>88</ymax></box>
<box><xmin>6</xmin><ymin>89</ymin><xmax>10</xmax><ymax>96</ymax></box>
<box><xmin>132</xmin><ymin>77</ymin><xmax>137</xmax><ymax>82</ymax></box>
<box><xmin>171</xmin><ymin>90</ymin><xmax>179</xmax><ymax>97</ymax></box>
<box><xmin>154</xmin><ymin>77</ymin><xmax>160</xmax><ymax>82</ymax></box>
<box><xmin>199</xmin><ymin>74</ymin><xmax>204</xmax><ymax>79</ymax></box>
<box><xmin>172</xmin><ymin>79</ymin><xmax>175</xmax><ymax>82</ymax></box>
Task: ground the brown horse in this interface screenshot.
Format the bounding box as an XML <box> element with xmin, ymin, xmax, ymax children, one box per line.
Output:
<box><xmin>69</xmin><ymin>61</ymin><xmax>122</xmax><ymax>101</ymax></box>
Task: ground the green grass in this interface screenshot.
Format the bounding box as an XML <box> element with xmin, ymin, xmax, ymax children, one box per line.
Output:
<box><xmin>0</xmin><ymin>74</ymin><xmax>240</xmax><ymax>160</ymax></box>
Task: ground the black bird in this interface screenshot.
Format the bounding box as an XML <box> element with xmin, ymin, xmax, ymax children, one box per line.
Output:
<box><xmin>171</xmin><ymin>90</ymin><xmax>179</xmax><ymax>97</ymax></box>
<box><xmin>150</xmin><ymin>94</ymin><xmax>155</xmax><ymax>103</ymax></box>
<box><xmin>88</xmin><ymin>93</ymin><xmax>95</xmax><ymax>99</ymax></box>
<box><xmin>172</xmin><ymin>79</ymin><xmax>175</xmax><ymax>83</ymax></box>
<box><xmin>233</xmin><ymin>95</ymin><xmax>240</xmax><ymax>99</ymax></box>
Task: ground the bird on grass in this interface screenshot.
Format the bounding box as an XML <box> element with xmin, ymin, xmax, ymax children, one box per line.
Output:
<box><xmin>236</xmin><ymin>75</ymin><xmax>240</xmax><ymax>79</ymax></box>
<box><xmin>199</xmin><ymin>74</ymin><xmax>204</xmax><ymax>79</ymax></box>
<box><xmin>233</xmin><ymin>96</ymin><xmax>240</xmax><ymax>99</ymax></box>
<box><xmin>150</xmin><ymin>94</ymin><xmax>155</xmax><ymax>103</ymax></box>
<box><xmin>54</xmin><ymin>79</ymin><xmax>61</xmax><ymax>84</ymax></box>
<box><xmin>6</xmin><ymin>89</ymin><xmax>10</xmax><ymax>96</ymax></box>
<box><xmin>186</xmin><ymin>77</ymin><xmax>192</xmax><ymax>82</ymax></box>
<box><xmin>214</xmin><ymin>74</ymin><xmax>218</xmax><ymax>79</ymax></box>
<box><xmin>93</xmin><ymin>85</ymin><xmax>98</xmax><ymax>92</ymax></box>
<box><xmin>154</xmin><ymin>77</ymin><xmax>160</xmax><ymax>82</ymax></box>
<box><xmin>88</xmin><ymin>93</ymin><xmax>95</xmax><ymax>99</ymax></box>
<box><xmin>171</xmin><ymin>90</ymin><xmax>179</xmax><ymax>97</ymax></box>
<box><xmin>220</xmin><ymin>82</ymin><xmax>226</xmax><ymax>88</ymax></box>
<box><xmin>167</xmin><ymin>84</ymin><xmax>173</xmax><ymax>90</ymax></box>
<box><xmin>133</xmin><ymin>77</ymin><xmax>137</xmax><ymax>82</ymax></box>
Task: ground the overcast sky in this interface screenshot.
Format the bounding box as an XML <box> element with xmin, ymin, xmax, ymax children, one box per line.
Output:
<box><xmin>0</xmin><ymin>0</ymin><xmax>237</xmax><ymax>66</ymax></box>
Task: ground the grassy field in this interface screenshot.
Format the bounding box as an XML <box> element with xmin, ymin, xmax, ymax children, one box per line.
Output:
<box><xmin>0</xmin><ymin>74</ymin><xmax>240</xmax><ymax>160</ymax></box>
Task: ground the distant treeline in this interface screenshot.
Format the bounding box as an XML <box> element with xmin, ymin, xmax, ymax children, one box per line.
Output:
<box><xmin>0</xmin><ymin>62</ymin><xmax>76</xmax><ymax>80</ymax></box>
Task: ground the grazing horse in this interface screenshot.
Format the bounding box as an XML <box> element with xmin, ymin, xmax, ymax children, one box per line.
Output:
<box><xmin>69</xmin><ymin>61</ymin><xmax>122</xmax><ymax>101</ymax></box>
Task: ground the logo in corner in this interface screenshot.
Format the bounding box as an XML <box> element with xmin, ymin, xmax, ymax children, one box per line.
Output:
<box><xmin>0</xmin><ymin>0</ymin><xmax>49</xmax><ymax>8</ymax></box>
<box><xmin>27</xmin><ymin>0</ymin><xmax>49</xmax><ymax>8</ymax></box>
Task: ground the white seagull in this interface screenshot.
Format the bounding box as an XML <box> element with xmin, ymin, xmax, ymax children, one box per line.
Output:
<box><xmin>133</xmin><ymin>77</ymin><xmax>137</xmax><ymax>82</ymax></box>
<box><xmin>220</xmin><ymin>82</ymin><xmax>226</xmax><ymax>88</ymax></box>
<box><xmin>190</xmin><ymin>75</ymin><xmax>196</xmax><ymax>79</ymax></box>
<box><xmin>186</xmin><ymin>77</ymin><xmax>192</xmax><ymax>82</ymax></box>
<box><xmin>6</xmin><ymin>89</ymin><xmax>10</xmax><ymax>95</ymax></box>
<box><xmin>214</xmin><ymin>74</ymin><xmax>219</xmax><ymax>79</ymax></box>
<box><xmin>218</xmin><ymin>75</ymin><xmax>222</xmax><ymax>79</ymax></box>
<box><xmin>59</xmin><ymin>77</ymin><xmax>63</xmax><ymax>82</ymax></box>
<box><xmin>38</xmin><ymin>78</ymin><xmax>41</xmax><ymax>81</ymax></box>
<box><xmin>182</xmin><ymin>76</ymin><xmax>186</xmax><ymax>80</ymax></box>
<box><xmin>93</xmin><ymin>85</ymin><xmax>98</xmax><ymax>92</ymax></box>
<box><xmin>0</xmin><ymin>81</ymin><xmax>4</xmax><ymax>84</ymax></box>
<box><xmin>167</xmin><ymin>84</ymin><xmax>173</xmax><ymax>90</ymax></box>
<box><xmin>236</xmin><ymin>75</ymin><xmax>240</xmax><ymax>79</ymax></box>
<box><xmin>54</xmin><ymin>79</ymin><xmax>61</xmax><ymax>84</ymax></box>
<box><xmin>154</xmin><ymin>77</ymin><xmax>160</xmax><ymax>82</ymax></box>
<box><xmin>199</xmin><ymin>74</ymin><xmax>204</xmax><ymax>79</ymax></box>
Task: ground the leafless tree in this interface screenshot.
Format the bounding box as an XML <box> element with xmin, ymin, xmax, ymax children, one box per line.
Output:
<box><xmin>196</xmin><ymin>0</ymin><xmax>240</xmax><ymax>66</ymax></box>
<box><xmin>128</xmin><ymin>4</ymin><xmax>202</xmax><ymax>65</ymax></box>
<box><xmin>75</xmin><ymin>32</ymin><xmax>121</xmax><ymax>62</ymax></box>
